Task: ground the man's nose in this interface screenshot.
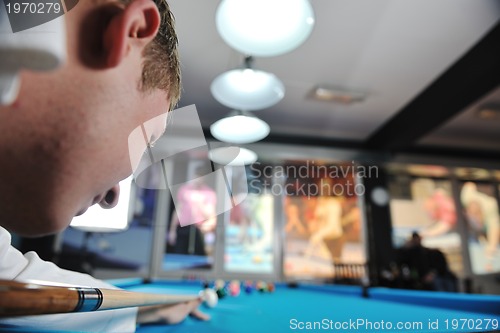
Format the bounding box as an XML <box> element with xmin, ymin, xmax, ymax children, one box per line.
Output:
<box><xmin>99</xmin><ymin>185</ymin><xmax>121</xmax><ymax>209</ymax></box>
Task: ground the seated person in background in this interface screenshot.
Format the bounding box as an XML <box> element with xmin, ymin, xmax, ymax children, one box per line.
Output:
<box><xmin>427</xmin><ymin>248</ymin><xmax>458</xmax><ymax>292</ymax></box>
<box><xmin>397</xmin><ymin>232</ymin><xmax>456</xmax><ymax>291</ymax></box>
<box><xmin>0</xmin><ymin>0</ymin><xmax>207</xmax><ymax>331</ymax></box>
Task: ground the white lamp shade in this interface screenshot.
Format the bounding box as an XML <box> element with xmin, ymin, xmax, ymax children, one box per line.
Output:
<box><xmin>210</xmin><ymin>114</ymin><xmax>270</xmax><ymax>144</ymax></box>
<box><xmin>209</xmin><ymin>146</ymin><xmax>258</xmax><ymax>166</ymax></box>
<box><xmin>70</xmin><ymin>177</ymin><xmax>134</xmax><ymax>232</ymax></box>
<box><xmin>211</xmin><ymin>68</ymin><xmax>285</xmax><ymax>110</ymax></box>
<box><xmin>216</xmin><ymin>0</ymin><xmax>315</xmax><ymax>57</ymax></box>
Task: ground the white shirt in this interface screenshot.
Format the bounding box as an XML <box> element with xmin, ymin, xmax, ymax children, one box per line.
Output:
<box><xmin>0</xmin><ymin>226</ymin><xmax>138</xmax><ymax>332</ymax></box>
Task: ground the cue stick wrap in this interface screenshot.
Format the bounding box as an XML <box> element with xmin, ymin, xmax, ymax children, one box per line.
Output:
<box><xmin>0</xmin><ymin>280</ymin><xmax>199</xmax><ymax>317</ymax></box>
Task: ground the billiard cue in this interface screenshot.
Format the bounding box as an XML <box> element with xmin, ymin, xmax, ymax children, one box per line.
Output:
<box><xmin>0</xmin><ymin>279</ymin><xmax>200</xmax><ymax>317</ymax></box>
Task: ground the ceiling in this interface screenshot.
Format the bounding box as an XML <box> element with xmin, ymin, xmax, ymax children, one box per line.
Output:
<box><xmin>167</xmin><ymin>0</ymin><xmax>500</xmax><ymax>164</ymax></box>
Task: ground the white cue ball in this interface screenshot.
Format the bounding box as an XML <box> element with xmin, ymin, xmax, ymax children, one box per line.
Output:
<box><xmin>200</xmin><ymin>288</ymin><xmax>218</xmax><ymax>308</ymax></box>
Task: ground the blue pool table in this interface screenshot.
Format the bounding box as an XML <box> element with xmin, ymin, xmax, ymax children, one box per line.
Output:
<box><xmin>114</xmin><ymin>279</ymin><xmax>500</xmax><ymax>333</ymax></box>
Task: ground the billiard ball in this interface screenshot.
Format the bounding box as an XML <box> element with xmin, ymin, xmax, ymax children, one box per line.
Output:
<box><xmin>244</xmin><ymin>280</ymin><xmax>253</xmax><ymax>294</ymax></box>
<box><xmin>256</xmin><ymin>281</ymin><xmax>267</xmax><ymax>292</ymax></box>
<box><xmin>229</xmin><ymin>280</ymin><xmax>240</xmax><ymax>296</ymax></box>
<box><xmin>214</xmin><ymin>279</ymin><xmax>225</xmax><ymax>290</ymax></box>
<box><xmin>213</xmin><ymin>279</ymin><xmax>226</xmax><ymax>298</ymax></box>
<box><xmin>199</xmin><ymin>288</ymin><xmax>218</xmax><ymax>308</ymax></box>
<box><xmin>244</xmin><ymin>286</ymin><xmax>252</xmax><ymax>294</ymax></box>
<box><xmin>267</xmin><ymin>282</ymin><xmax>275</xmax><ymax>293</ymax></box>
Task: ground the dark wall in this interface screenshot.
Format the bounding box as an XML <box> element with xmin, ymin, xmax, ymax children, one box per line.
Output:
<box><xmin>362</xmin><ymin>166</ymin><xmax>395</xmax><ymax>286</ymax></box>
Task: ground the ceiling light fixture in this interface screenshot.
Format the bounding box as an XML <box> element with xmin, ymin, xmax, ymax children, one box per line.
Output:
<box><xmin>211</xmin><ymin>56</ymin><xmax>285</xmax><ymax>111</ymax></box>
<box><xmin>209</xmin><ymin>146</ymin><xmax>258</xmax><ymax>166</ymax></box>
<box><xmin>309</xmin><ymin>85</ymin><xmax>366</xmax><ymax>104</ymax></box>
<box><xmin>210</xmin><ymin>110</ymin><xmax>270</xmax><ymax>144</ymax></box>
<box><xmin>476</xmin><ymin>104</ymin><xmax>500</xmax><ymax>120</ymax></box>
<box><xmin>216</xmin><ymin>0</ymin><xmax>315</xmax><ymax>57</ymax></box>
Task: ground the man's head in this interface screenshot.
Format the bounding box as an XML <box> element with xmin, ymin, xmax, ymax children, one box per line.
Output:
<box><xmin>0</xmin><ymin>0</ymin><xmax>180</xmax><ymax>236</ymax></box>
<box><xmin>410</xmin><ymin>231</ymin><xmax>422</xmax><ymax>247</ymax></box>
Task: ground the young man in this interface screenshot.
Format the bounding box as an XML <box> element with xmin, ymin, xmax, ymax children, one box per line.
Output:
<box><xmin>0</xmin><ymin>0</ymin><xmax>207</xmax><ymax>331</ymax></box>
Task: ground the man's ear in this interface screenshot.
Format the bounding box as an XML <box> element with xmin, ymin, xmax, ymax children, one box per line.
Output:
<box><xmin>103</xmin><ymin>0</ymin><xmax>160</xmax><ymax>68</ymax></box>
